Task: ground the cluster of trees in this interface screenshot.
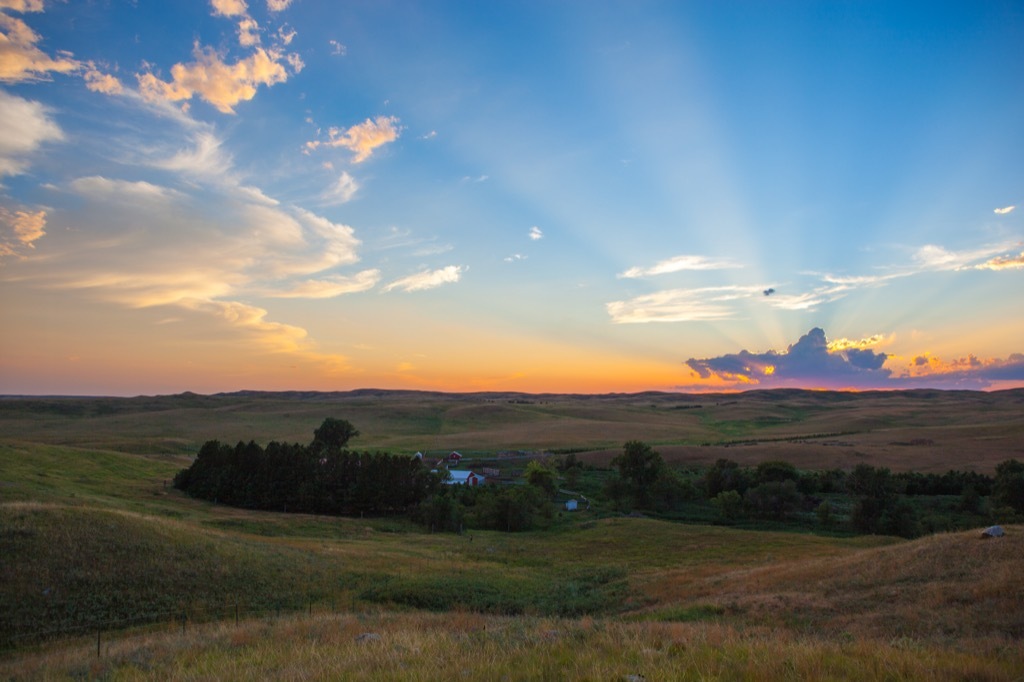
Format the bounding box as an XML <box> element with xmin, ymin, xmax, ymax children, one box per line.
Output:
<box><xmin>174</xmin><ymin>418</ymin><xmax>440</xmax><ymax>516</ymax></box>
<box><xmin>416</xmin><ymin>481</ymin><xmax>554</xmax><ymax>533</ymax></box>
<box><xmin>599</xmin><ymin>440</ymin><xmax>1024</xmax><ymax>538</ymax></box>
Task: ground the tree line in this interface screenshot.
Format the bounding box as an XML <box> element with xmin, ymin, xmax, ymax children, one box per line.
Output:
<box><xmin>173</xmin><ymin>418</ymin><xmax>440</xmax><ymax>516</ymax></box>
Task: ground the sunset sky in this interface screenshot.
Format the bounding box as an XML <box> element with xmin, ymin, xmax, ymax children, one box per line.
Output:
<box><xmin>1</xmin><ymin>0</ymin><xmax>1022</xmax><ymax>395</ymax></box>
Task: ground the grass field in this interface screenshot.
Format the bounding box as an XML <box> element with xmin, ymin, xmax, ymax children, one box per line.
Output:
<box><xmin>1</xmin><ymin>389</ymin><xmax>1023</xmax><ymax>679</ymax></box>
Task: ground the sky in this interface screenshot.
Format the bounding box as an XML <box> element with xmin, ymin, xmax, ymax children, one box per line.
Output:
<box><xmin>1</xmin><ymin>0</ymin><xmax>1022</xmax><ymax>396</ymax></box>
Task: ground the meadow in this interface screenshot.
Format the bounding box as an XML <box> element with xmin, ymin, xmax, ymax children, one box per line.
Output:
<box><xmin>1</xmin><ymin>389</ymin><xmax>1022</xmax><ymax>680</ymax></box>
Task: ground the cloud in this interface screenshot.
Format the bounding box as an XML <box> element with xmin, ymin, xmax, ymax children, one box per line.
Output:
<box><xmin>0</xmin><ymin>1</ymin><xmax>45</xmax><ymax>11</ymax></box>
<box><xmin>994</xmin><ymin>206</ymin><xmax>1015</xmax><ymax>215</ymax></box>
<box><xmin>0</xmin><ymin>89</ymin><xmax>62</xmax><ymax>177</ymax></box>
<box><xmin>83</xmin><ymin>65</ymin><xmax>124</xmax><ymax>94</ymax></box>
<box><xmin>238</xmin><ymin>17</ymin><xmax>261</xmax><ymax>47</ymax></box>
<box><xmin>684</xmin><ymin>328</ymin><xmax>1024</xmax><ymax>390</ymax></box>
<box><xmin>210</xmin><ymin>0</ymin><xmax>248</xmax><ymax>17</ymax></box>
<box><xmin>383</xmin><ymin>265</ymin><xmax>465</xmax><ymax>293</ymax></box>
<box><xmin>69</xmin><ymin>175</ymin><xmax>183</xmax><ymax>204</ymax></box>
<box><xmin>911</xmin><ymin>243</ymin><xmax>1020</xmax><ymax>271</ymax></box>
<box><xmin>975</xmin><ymin>251</ymin><xmax>1024</xmax><ymax>271</ymax></box>
<box><xmin>266</xmin><ymin>0</ymin><xmax>293</xmax><ymax>10</ymax></box>
<box><xmin>270</xmin><ymin>269</ymin><xmax>381</xmax><ymax>298</ymax></box>
<box><xmin>137</xmin><ymin>44</ymin><xmax>298</xmax><ymax>114</ymax></box>
<box><xmin>618</xmin><ymin>254</ymin><xmax>741</xmax><ymax>279</ymax></box>
<box><xmin>685</xmin><ymin>327</ymin><xmax>892</xmax><ymax>389</ymax></box>
<box><xmin>329</xmin><ymin>39</ymin><xmax>346</xmax><ymax>56</ymax></box>
<box><xmin>504</xmin><ymin>253</ymin><xmax>526</xmax><ymax>262</ymax></box>
<box><xmin>607</xmin><ymin>285</ymin><xmax>764</xmax><ymax>323</ymax></box>
<box><xmin>0</xmin><ymin>11</ymin><xmax>80</xmax><ymax>82</ymax></box>
<box><xmin>155</xmin><ymin>131</ymin><xmax>233</xmax><ymax>177</ymax></box>
<box><xmin>529</xmin><ymin>226</ymin><xmax>543</xmax><ymax>241</ymax></box>
<box><xmin>307</xmin><ymin>116</ymin><xmax>401</xmax><ymax>163</ymax></box>
<box><xmin>0</xmin><ymin>206</ymin><xmax>46</xmax><ymax>257</ymax></box>
<box><xmin>322</xmin><ymin>171</ymin><xmax>359</xmax><ymax>204</ymax></box>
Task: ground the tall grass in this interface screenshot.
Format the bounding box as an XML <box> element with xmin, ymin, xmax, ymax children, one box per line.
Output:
<box><xmin>3</xmin><ymin>612</ymin><xmax>1021</xmax><ymax>681</ymax></box>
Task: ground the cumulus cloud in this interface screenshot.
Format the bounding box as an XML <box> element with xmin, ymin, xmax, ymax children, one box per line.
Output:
<box><xmin>237</xmin><ymin>17</ymin><xmax>261</xmax><ymax>47</ymax></box>
<box><xmin>266</xmin><ymin>0</ymin><xmax>293</xmax><ymax>10</ymax></box>
<box><xmin>322</xmin><ymin>171</ymin><xmax>359</xmax><ymax>204</ymax></box>
<box><xmin>307</xmin><ymin>116</ymin><xmax>401</xmax><ymax>163</ymax></box>
<box><xmin>684</xmin><ymin>328</ymin><xmax>1024</xmax><ymax>390</ymax></box>
<box><xmin>686</xmin><ymin>327</ymin><xmax>892</xmax><ymax>389</ymax></box>
<box><xmin>137</xmin><ymin>44</ymin><xmax>298</xmax><ymax>114</ymax></box>
<box><xmin>0</xmin><ymin>205</ymin><xmax>46</xmax><ymax>257</ymax></box>
<box><xmin>993</xmin><ymin>205</ymin><xmax>1015</xmax><ymax>215</ymax></box>
<box><xmin>975</xmin><ymin>251</ymin><xmax>1024</xmax><ymax>271</ymax></box>
<box><xmin>0</xmin><ymin>11</ymin><xmax>80</xmax><ymax>82</ymax></box>
<box><xmin>618</xmin><ymin>254</ymin><xmax>741</xmax><ymax>279</ymax></box>
<box><xmin>0</xmin><ymin>89</ymin><xmax>62</xmax><ymax>177</ymax></box>
<box><xmin>210</xmin><ymin>0</ymin><xmax>248</xmax><ymax>17</ymax></box>
<box><xmin>383</xmin><ymin>265</ymin><xmax>465</xmax><ymax>293</ymax></box>
<box><xmin>83</xmin><ymin>65</ymin><xmax>124</xmax><ymax>94</ymax></box>
<box><xmin>607</xmin><ymin>285</ymin><xmax>764</xmax><ymax>324</ymax></box>
<box><xmin>529</xmin><ymin>226</ymin><xmax>543</xmax><ymax>241</ymax></box>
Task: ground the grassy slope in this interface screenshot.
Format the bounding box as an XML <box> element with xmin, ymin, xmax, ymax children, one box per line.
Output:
<box><xmin>2</xmin><ymin>391</ymin><xmax>1023</xmax><ymax>678</ymax></box>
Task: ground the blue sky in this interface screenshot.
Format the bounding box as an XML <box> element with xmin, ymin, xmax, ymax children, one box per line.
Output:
<box><xmin>1</xmin><ymin>0</ymin><xmax>1022</xmax><ymax>395</ymax></box>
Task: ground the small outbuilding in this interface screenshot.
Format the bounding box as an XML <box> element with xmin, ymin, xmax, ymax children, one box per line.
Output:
<box><xmin>446</xmin><ymin>470</ymin><xmax>484</xmax><ymax>486</ymax></box>
<box><xmin>565</xmin><ymin>499</ymin><xmax>579</xmax><ymax>512</ymax></box>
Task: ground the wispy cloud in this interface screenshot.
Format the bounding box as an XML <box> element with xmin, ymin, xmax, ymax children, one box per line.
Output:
<box><xmin>383</xmin><ymin>265</ymin><xmax>465</xmax><ymax>293</ymax></box>
<box><xmin>307</xmin><ymin>116</ymin><xmax>401</xmax><ymax>163</ymax></box>
<box><xmin>266</xmin><ymin>0</ymin><xmax>293</xmax><ymax>11</ymax></box>
<box><xmin>529</xmin><ymin>226</ymin><xmax>543</xmax><ymax>241</ymax></box>
<box><xmin>0</xmin><ymin>89</ymin><xmax>62</xmax><ymax>178</ymax></box>
<box><xmin>322</xmin><ymin>171</ymin><xmax>359</xmax><ymax>204</ymax></box>
<box><xmin>994</xmin><ymin>205</ymin><xmax>1016</xmax><ymax>215</ymax></box>
<box><xmin>607</xmin><ymin>285</ymin><xmax>764</xmax><ymax>324</ymax></box>
<box><xmin>329</xmin><ymin>40</ymin><xmax>346</xmax><ymax>56</ymax></box>
<box><xmin>976</xmin><ymin>251</ymin><xmax>1024</xmax><ymax>271</ymax></box>
<box><xmin>0</xmin><ymin>206</ymin><xmax>46</xmax><ymax>257</ymax></box>
<box><xmin>618</xmin><ymin>254</ymin><xmax>741</xmax><ymax>279</ymax></box>
<box><xmin>270</xmin><ymin>269</ymin><xmax>381</xmax><ymax>298</ymax></box>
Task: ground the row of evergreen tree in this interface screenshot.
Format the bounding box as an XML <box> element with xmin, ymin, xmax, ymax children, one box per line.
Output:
<box><xmin>173</xmin><ymin>419</ymin><xmax>440</xmax><ymax>515</ymax></box>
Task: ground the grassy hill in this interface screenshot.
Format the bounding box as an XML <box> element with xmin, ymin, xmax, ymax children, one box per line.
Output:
<box><xmin>1</xmin><ymin>390</ymin><xmax>1023</xmax><ymax>679</ymax></box>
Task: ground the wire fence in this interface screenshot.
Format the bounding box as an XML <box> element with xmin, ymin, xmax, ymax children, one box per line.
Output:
<box><xmin>2</xmin><ymin>595</ymin><xmax>360</xmax><ymax>656</ymax></box>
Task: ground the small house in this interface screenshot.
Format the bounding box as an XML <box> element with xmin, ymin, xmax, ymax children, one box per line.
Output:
<box><xmin>448</xmin><ymin>451</ymin><xmax>463</xmax><ymax>463</ymax></box>
<box><xmin>446</xmin><ymin>470</ymin><xmax>484</xmax><ymax>486</ymax></box>
<box><xmin>565</xmin><ymin>499</ymin><xmax>579</xmax><ymax>512</ymax></box>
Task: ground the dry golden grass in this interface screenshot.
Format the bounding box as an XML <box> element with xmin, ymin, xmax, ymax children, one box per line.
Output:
<box><xmin>3</xmin><ymin>611</ymin><xmax>1022</xmax><ymax>681</ymax></box>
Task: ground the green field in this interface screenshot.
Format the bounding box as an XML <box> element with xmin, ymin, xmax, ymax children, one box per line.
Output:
<box><xmin>1</xmin><ymin>390</ymin><xmax>1022</xmax><ymax>680</ymax></box>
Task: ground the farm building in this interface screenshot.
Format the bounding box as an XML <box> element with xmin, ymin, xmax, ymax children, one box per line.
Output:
<box><xmin>445</xmin><ymin>470</ymin><xmax>484</xmax><ymax>486</ymax></box>
<box><xmin>565</xmin><ymin>499</ymin><xmax>578</xmax><ymax>511</ymax></box>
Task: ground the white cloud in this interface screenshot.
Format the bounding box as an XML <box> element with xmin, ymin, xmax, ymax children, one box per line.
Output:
<box><xmin>322</xmin><ymin>171</ymin><xmax>359</xmax><ymax>204</ymax></box>
<box><xmin>618</xmin><ymin>254</ymin><xmax>741</xmax><ymax>279</ymax></box>
<box><xmin>504</xmin><ymin>253</ymin><xmax>526</xmax><ymax>262</ymax></box>
<box><xmin>155</xmin><ymin>131</ymin><xmax>232</xmax><ymax>177</ymax></box>
<box><xmin>383</xmin><ymin>265</ymin><xmax>465</xmax><ymax>293</ymax></box>
<box><xmin>271</xmin><ymin>269</ymin><xmax>381</xmax><ymax>298</ymax></box>
<box><xmin>912</xmin><ymin>243</ymin><xmax>1017</xmax><ymax>271</ymax></box>
<box><xmin>69</xmin><ymin>175</ymin><xmax>182</xmax><ymax>204</ymax></box>
<box><xmin>0</xmin><ymin>89</ymin><xmax>62</xmax><ymax>177</ymax></box>
<box><xmin>994</xmin><ymin>205</ymin><xmax>1015</xmax><ymax>215</ymax></box>
<box><xmin>308</xmin><ymin>116</ymin><xmax>401</xmax><ymax>163</ymax></box>
<box><xmin>329</xmin><ymin>39</ymin><xmax>346</xmax><ymax>56</ymax></box>
<box><xmin>277</xmin><ymin>26</ymin><xmax>296</xmax><ymax>45</ymax></box>
<box><xmin>266</xmin><ymin>0</ymin><xmax>293</xmax><ymax>10</ymax></box>
<box><xmin>0</xmin><ymin>11</ymin><xmax>80</xmax><ymax>82</ymax></box>
<box><xmin>607</xmin><ymin>285</ymin><xmax>763</xmax><ymax>324</ymax></box>
<box><xmin>529</xmin><ymin>226</ymin><xmax>543</xmax><ymax>241</ymax></box>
